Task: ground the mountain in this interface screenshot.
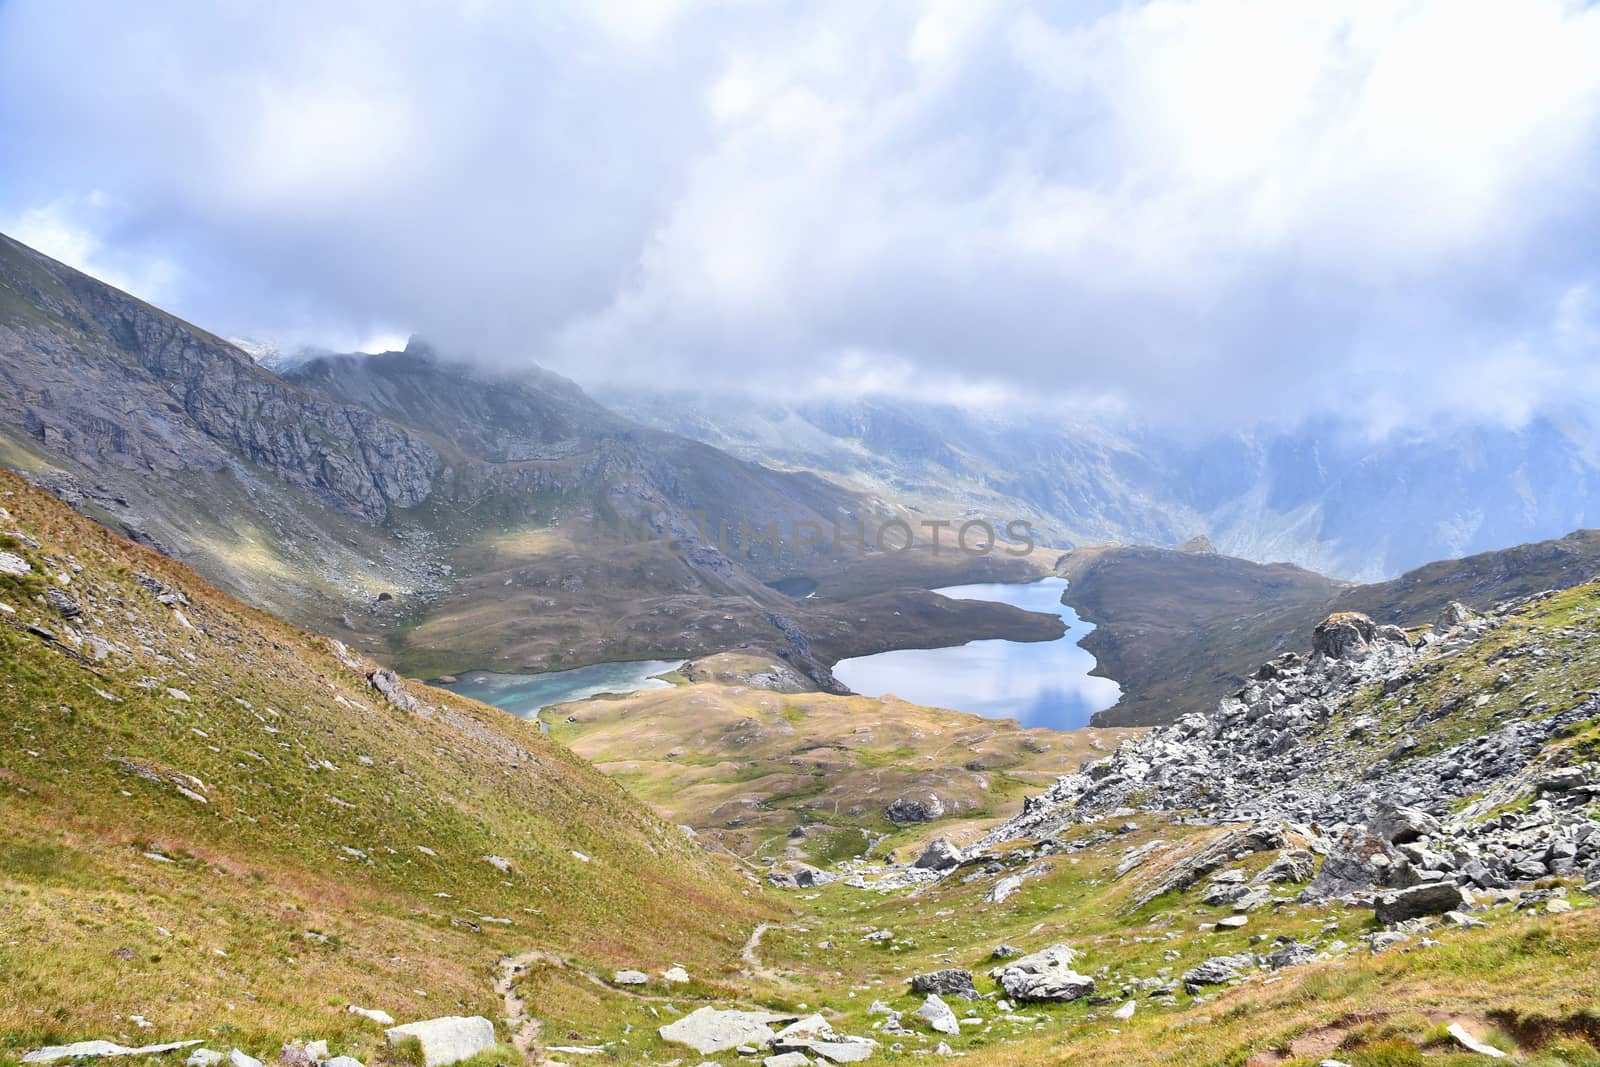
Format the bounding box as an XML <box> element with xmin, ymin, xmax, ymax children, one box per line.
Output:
<box><xmin>635</xmin><ymin>578</ymin><xmax>1600</xmax><ymax>1066</ymax></box>
<box><xmin>602</xmin><ymin>388</ymin><xmax>1600</xmax><ymax>582</ymax></box>
<box><xmin>0</xmin><ymin>468</ymin><xmax>764</xmax><ymax>1056</ymax></box>
<box><xmin>1063</xmin><ymin>528</ymin><xmax>1600</xmax><ymax>726</ymax></box>
<box><xmin>12</xmin><ymin>439</ymin><xmax>1600</xmax><ymax>1066</ymax></box>
<box><xmin>1056</xmin><ymin>544</ymin><xmax>1350</xmax><ymax>726</ymax></box>
<box><xmin>0</xmin><ymin>233</ymin><xmax>1060</xmax><ymax>688</ymax></box>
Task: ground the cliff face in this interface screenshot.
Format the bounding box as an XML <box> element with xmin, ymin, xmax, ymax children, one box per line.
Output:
<box><xmin>0</xmin><ymin>233</ymin><xmax>440</xmax><ymax>522</ymax></box>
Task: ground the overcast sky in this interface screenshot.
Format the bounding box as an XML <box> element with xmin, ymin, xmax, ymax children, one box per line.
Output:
<box><xmin>2</xmin><ymin>1</ymin><xmax>1598</xmax><ymax>428</ymax></box>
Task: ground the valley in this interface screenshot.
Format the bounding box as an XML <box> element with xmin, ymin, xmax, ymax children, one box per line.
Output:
<box><xmin>4</xmin><ymin>231</ymin><xmax>1600</xmax><ymax>1067</ymax></box>
<box><xmin>8</xmin><ymin>469</ymin><xmax>1600</xmax><ymax>1067</ymax></box>
<box><xmin>8</xmin><ymin>9</ymin><xmax>1600</xmax><ymax>1066</ymax></box>
<box><xmin>0</xmin><ymin>235</ymin><xmax>1065</xmax><ymax>693</ymax></box>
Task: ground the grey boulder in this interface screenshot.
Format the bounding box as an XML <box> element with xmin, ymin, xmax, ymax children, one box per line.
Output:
<box><xmin>908</xmin><ymin>969</ymin><xmax>979</xmax><ymax>1000</ymax></box>
<box><xmin>1373</xmin><ymin>882</ymin><xmax>1470</xmax><ymax>925</ymax></box>
<box><xmin>384</xmin><ymin>1017</ymin><xmax>496</xmax><ymax>1067</ymax></box>
<box><xmin>912</xmin><ymin>838</ymin><xmax>965</xmax><ymax>872</ymax></box>
<box><xmin>659</xmin><ymin>1007</ymin><xmax>798</xmax><ymax>1055</ymax></box>
<box><xmin>990</xmin><ymin>944</ymin><xmax>1095</xmax><ymax>1002</ymax></box>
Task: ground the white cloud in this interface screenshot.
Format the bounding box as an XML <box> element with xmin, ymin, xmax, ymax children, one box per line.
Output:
<box><xmin>3</xmin><ymin>195</ymin><xmax>178</xmax><ymax>303</ymax></box>
<box><xmin>1</xmin><ymin>0</ymin><xmax>1598</xmax><ymax>428</ymax></box>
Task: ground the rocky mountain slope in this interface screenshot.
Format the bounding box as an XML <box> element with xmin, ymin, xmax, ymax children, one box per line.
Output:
<box><xmin>0</xmin><ymin>469</ymin><xmax>768</xmax><ymax>1060</ymax></box>
<box><xmin>0</xmin><ymin>233</ymin><xmax>1061</xmax><ymax>687</ymax></box>
<box><xmin>5</xmin><ymin>451</ymin><xmax>1600</xmax><ymax>1066</ymax></box>
<box><xmin>992</xmin><ymin>591</ymin><xmax>1600</xmax><ymax>888</ymax></box>
<box><xmin>604</xmin><ymin>388</ymin><xmax>1600</xmax><ymax>582</ymax></box>
<box><xmin>622</xmin><ymin>585</ymin><xmax>1600</xmax><ymax>1066</ymax></box>
<box><xmin>1069</xmin><ymin>529</ymin><xmax>1600</xmax><ymax>726</ymax></box>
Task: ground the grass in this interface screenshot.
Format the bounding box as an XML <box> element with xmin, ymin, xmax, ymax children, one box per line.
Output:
<box><xmin>0</xmin><ymin>470</ymin><xmax>770</xmax><ymax>1061</ymax></box>
<box><xmin>6</xmin><ymin>463</ymin><xmax>1600</xmax><ymax>1066</ymax></box>
<box><xmin>539</xmin><ymin>668</ymin><xmax>1137</xmax><ymax>861</ymax></box>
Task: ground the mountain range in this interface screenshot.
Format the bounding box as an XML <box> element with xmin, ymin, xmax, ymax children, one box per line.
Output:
<box><xmin>603</xmin><ymin>388</ymin><xmax>1600</xmax><ymax>582</ymax></box>
<box><xmin>0</xmin><ymin>234</ymin><xmax>1057</xmax><ymax>690</ymax></box>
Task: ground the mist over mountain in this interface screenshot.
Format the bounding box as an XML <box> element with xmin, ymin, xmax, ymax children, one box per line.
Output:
<box><xmin>604</xmin><ymin>388</ymin><xmax>1600</xmax><ymax>581</ymax></box>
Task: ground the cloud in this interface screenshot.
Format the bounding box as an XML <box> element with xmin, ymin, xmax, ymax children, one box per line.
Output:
<box><xmin>2</xmin><ymin>1</ymin><xmax>1598</xmax><ymax>428</ymax></box>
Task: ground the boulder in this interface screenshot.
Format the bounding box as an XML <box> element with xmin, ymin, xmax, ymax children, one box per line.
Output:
<box><xmin>1370</xmin><ymin>803</ymin><xmax>1442</xmax><ymax>845</ymax></box>
<box><xmin>1265</xmin><ymin>941</ymin><xmax>1319</xmax><ymax>969</ymax></box>
<box><xmin>347</xmin><ymin>1005</ymin><xmax>396</xmax><ymax>1026</ymax></box>
<box><xmin>1434</xmin><ymin>601</ymin><xmax>1480</xmax><ymax>633</ymax></box>
<box><xmin>768</xmin><ymin>862</ymin><xmax>836</xmax><ymax>889</ymax></box>
<box><xmin>1306</xmin><ymin>829</ymin><xmax>1397</xmax><ymax>897</ymax></box>
<box><xmin>764</xmin><ymin>1054</ymin><xmax>811</xmax><ymax>1067</ymax></box>
<box><xmin>368</xmin><ymin>669</ymin><xmax>422</xmax><ymax>713</ymax></box>
<box><xmin>1312</xmin><ymin>613</ymin><xmax>1378</xmax><ymax>660</ymax></box>
<box><xmin>913</xmin><ymin>994</ymin><xmax>960</xmax><ymax>1035</ymax></box>
<box><xmin>44</xmin><ymin>587</ymin><xmax>81</xmax><ymax>619</ymax></box>
<box><xmin>1446</xmin><ymin>1023</ymin><xmax>1506</xmax><ymax>1059</ymax></box>
<box><xmin>908</xmin><ymin>969</ymin><xmax>979</xmax><ymax>1000</ymax></box>
<box><xmin>912</xmin><ymin>838</ymin><xmax>964</xmax><ymax>872</ymax></box>
<box><xmin>1255</xmin><ymin>849</ymin><xmax>1316</xmax><ymax>884</ymax></box>
<box><xmin>770</xmin><ymin>1016</ymin><xmax>877</xmax><ymax>1064</ymax></box>
<box><xmin>613</xmin><ymin>969</ymin><xmax>649</xmax><ymax>986</ymax></box>
<box><xmin>1182</xmin><ymin>953</ymin><xmax>1256</xmax><ymax>993</ymax></box>
<box><xmin>1374</xmin><ymin>882</ymin><xmax>1470</xmax><ymax>925</ymax></box>
<box><xmin>886</xmin><ymin>795</ymin><xmax>945</xmax><ymax>823</ymax></box>
<box><xmin>384</xmin><ymin>1017</ymin><xmax>496</xmax><ymax>1067</ymax></box>
<box><xmin>990</xmin><ymin>944</ymin><xmax>1096</xmax><ymax>1002</ymax></box>
<box><xmin>0</xmin><ymin>551</ymin><xmax>31</xmax><ymax>577</ymax></box>
<box><xmin>659</xmin><ymin>1007</ymin><xmax>797</xmax><ymax>1055</ymax></box>
<box><xmin>1537</xmin><ymin>768</ymin><xmax>1587</xmax><ymax>793</ymax></box>
<box><xmin>23</xmin><ymin>1043</ymin><xmax>203</xmax><ymax>1064</ymax></box>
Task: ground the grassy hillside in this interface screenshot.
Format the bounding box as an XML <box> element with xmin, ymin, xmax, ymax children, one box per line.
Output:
<box><xmin>0</xmin><ymin>470</ymin><xmax>767</xmax><ymax>1061</ymax></box>
<box><xmin>544</xmin><ymin>652</ymin><xmax>1139</xmax><ymax>860</ymax></box>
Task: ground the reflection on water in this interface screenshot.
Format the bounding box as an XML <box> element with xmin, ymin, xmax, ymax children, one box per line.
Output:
<box><xmin>438</xmin><ymin>659</ymin><xmax>682</xmax><ymax>721</ymax></box>
<box><xmin>831</xmin><ymin>577</ymin><xmax>1120</xmax><ymax>730</ymax></box>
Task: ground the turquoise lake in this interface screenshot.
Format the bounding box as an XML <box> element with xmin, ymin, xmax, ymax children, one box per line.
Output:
<box><xmin>438</xmin><ymin>658</ymin><xmax>682</xmax><ymax>720</ymax></box>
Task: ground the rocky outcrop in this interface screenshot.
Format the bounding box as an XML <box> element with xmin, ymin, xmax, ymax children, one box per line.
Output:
<box><xmin>984</xmin><ymin>599</ymin><xmax>1600</xmax><ymax>900</ymax></box>
<box><xmin>886</xmin><ymin>794</ymin><xmax>946</xmax><ymax>823</ymax></box>
<box><xmin>658</xmin><ymin>1008</ymin><xmax>800</xmax><ymax>1055</ymax></box>
<box><xmin>1182</xmin><ymin>954</ymin><xmax>1256</xmax><ymax>994</ymax></box>
<box><xmin>22</xmin><ymin>1041</ymin><xmax>203</xmax><ymax>1063</ymax></box>
<box><xmin>0</xmin><ymin>235</ymin><xmax>439</xmax><ymax>522</ymax></box>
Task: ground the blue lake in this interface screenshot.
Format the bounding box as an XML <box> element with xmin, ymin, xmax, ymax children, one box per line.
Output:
<box><xmin>831</xmin><ymin>577</ymin><xmax>1120</xmax><ymax>730</ymax></box>
<box><xmin>439</xmin><ymin>658</ymin><xmax>682</xmax><ymax>720</ymax></box>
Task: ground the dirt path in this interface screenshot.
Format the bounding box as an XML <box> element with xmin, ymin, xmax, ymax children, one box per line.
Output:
<box><xmin>494</xmin><ymin>953</ymin><xmax>546</xmax><ymax>1061</ymax></box>
<box><xmin>740</xmin><ymin>921</ymin><xmax>782</xmax><ymax>982</ymax></box>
